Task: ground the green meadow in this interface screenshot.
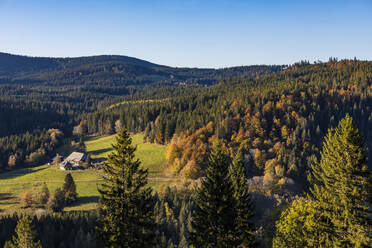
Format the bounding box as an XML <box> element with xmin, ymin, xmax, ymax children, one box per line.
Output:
<box><xmin>0</xmin><ymin>133</ymin><xmax>175</xmax><ymax>213</ymax></box>
<box><xmin>85</xmin><ymin>133</ymin><xmax>168</xmax><ymax>178</ymax></box>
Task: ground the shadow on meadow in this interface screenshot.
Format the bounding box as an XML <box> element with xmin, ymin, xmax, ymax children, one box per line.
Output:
<box><xmin>0</xmin><ymin>167</ymin><xmax>46</xmax><ymax>181</ymax></box>
<box><xmin>90</xmin><ymin>148</ymin><xmax>112</xmax><ymax>156</ymax></box>
<box><xmin>0</xmin><ymin>193</ymin><xmax>14</xmax><ymax>201</ymax></box>
<box><xmin>71</xmin><ymin>196</ymin><xmax>100</xmax><ymax>207</ymax></box>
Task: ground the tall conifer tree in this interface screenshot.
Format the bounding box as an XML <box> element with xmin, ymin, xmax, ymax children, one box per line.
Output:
<box><xmin>308</xmin><ymin>114</ymin><xmax>371</xmax><ymax>247</ymax></box>
<box><xmin>46</xmin><ymin>187</ymin><xmax>65</xmax><ymax>212</ymax></box>
<box><xmin>190</xmin><ymin>146</ymin><xmax>237</xmax><ymax>248</ymax></box>
<box><xmin>273</xmin><ymin>197</ymin><xmax>326</xmax><ymax>248</ymax></box>
<box><xmin>62</xmin><ymin>173</ymin><xmax>77</xmax><ymax>204</ymax></box>
<box><xmin>39</xmin><ymin>183</ymin><xmax>50</xmax><ymax>205</ymax></box>
<box><xmin>4</xmin><ymin>215</ymin><xmax>42</xmax><ymax>248</ymax></box>
<box><xmin>229</xmin><ymin>151</ymin><xmax>256</xmax><ymax>247</ymax></box>
<box><xmin>273</xmin><ymin>115</ymin><xmax>371</xmax><ymax>247</ymax></box>
<box><xmin>97</xmin><ymin>128</ymin><xmax>155</xmax><ymax>248</ymax></box>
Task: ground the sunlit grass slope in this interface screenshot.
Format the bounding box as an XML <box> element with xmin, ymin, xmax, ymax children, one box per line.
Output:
<box><xmin>0</xmin><ymin>133</ymin><xmax>174</xmax><ymax>213</ymax></box>
<box><xmin>86</xmin><ymin>133</ymin><xmax>167</xmax><ymax>177</ymax></box>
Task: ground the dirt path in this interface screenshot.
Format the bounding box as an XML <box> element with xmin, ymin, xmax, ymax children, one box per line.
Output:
<box><xmin>0</xmin><ymin>177</ymin><xmax>177</xmax><ymax>185</ymax></box>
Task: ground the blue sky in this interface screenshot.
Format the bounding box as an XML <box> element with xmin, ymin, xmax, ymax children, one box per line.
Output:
<box><xmin>0</xmin><ymin>0</ymin><xmax>371</xmax><ymax>68</ymax></box>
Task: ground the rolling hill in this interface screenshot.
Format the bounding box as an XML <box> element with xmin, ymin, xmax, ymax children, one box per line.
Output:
<box><xmin>0</xmin><ymin>52</ymin><xmax>283</xmax><ymax>87</ymax></box>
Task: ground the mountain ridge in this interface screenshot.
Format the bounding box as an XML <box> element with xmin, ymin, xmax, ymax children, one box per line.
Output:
<box><xmin>0</xmin><ymin>52</ymin><xmax>283</xmax><ymax>87</ymax></box>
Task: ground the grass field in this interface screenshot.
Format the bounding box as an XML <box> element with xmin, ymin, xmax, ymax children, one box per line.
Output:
<box><xmin>85</xmin><ymin>133</ymin><xmax>167</xmax><ymax>178</ymax></box>
<box><xmin>0</xmin><ymin>165</ymin><xmax>101</xmax><ymax>212</ymax></box>
<box><xmin>0</xmin><ymin>133</ymin><xmax>176</xmax><ymax>213</ymax></box>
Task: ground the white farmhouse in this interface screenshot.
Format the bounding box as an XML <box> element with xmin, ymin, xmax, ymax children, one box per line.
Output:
<box><xmin>60</xmin><ymin>152</ymin><xmax>86</xmax><ymax>170</ymax></box>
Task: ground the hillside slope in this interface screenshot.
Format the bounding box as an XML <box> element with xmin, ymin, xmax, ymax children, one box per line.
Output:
<box><xmin>82</xmin><ymin>60</ymin><xmax>372</xmax><ymax>189</ymax></box>
<box><xmin>0</xmin><ymin>52</ymin><xmax>282</xmax><ymax>86</ymax></box>
<box><xmin>0</xmin><ymin>133</ymin><xmax>172</xmax><ymax>212</ymax></box>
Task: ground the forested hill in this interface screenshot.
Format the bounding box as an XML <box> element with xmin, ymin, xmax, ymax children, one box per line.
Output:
<box><xmin>0</xmin><ymin>52</ymin><xmax>282</xmax><ymax>171</ymax></box>
<box><xmin>0</xmin><ymin>52</ymin><xmax>282</xmax><ymax>86</ymax></box>
<box><xmin>0</xmin><ymin>57</ymin><xmax>371</xmax><ymax>185</ymax></box>
<box><xmin>81</xmin><ymin>59</ymin><xmax>372</xmax><ymax>190</ymax></box>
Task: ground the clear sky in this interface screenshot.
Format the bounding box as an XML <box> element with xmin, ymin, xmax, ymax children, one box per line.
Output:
<box><xmin>0</xmin><ymin>0</ymin><xmax>371</xmax><ymax>68</ymax></box>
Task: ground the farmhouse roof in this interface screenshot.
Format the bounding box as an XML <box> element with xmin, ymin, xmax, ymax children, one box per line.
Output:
<box><xmin>65</xmin><ymin>152</ymin><xmax>86</xmax><ymax>162</ymax></box>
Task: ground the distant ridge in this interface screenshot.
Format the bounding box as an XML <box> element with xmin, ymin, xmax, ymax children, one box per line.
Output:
<box><xmin>0</xmin><ymin>52</ymin><xmax>283</xmax><ymax>87</ymax></box>
<box><xmin>0</xmin><ymin>52</ymin><xmax>166</xmax><ymax>76</ymax></box>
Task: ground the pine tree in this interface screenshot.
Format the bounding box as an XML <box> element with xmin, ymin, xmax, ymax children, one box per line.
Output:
<box><xmin>308</xmin><ymin>114</ymin><xmax>371</xmax><ymax>247</ymax></box>
<box><xmin>78</xmin><ymin>136</ymin><xmax>86</xmax><ymax>152</ymax></box>
<box><xmin>86</xmin><ymin>154</ymin><xmax>91</xmax><ymax>168</ymax></box>
<box><xmin>4</xmin><ymin>215</ymin><xmax>42</xmax><ymax>248</ymax></box>
<box><xmin>62</xmin><ymin>173</ymin><xmax>77</xmax><ymax>205</ymax></box>
<box><xmin>189</xmin><ymin>145</ymin><xmax>238</xmax><ymax>248</ymax></box>
<box><xmin>39</xmin><ymin>183</ymin><xmax>50</xmax><ymax>205</ymax></box>
<box><xmin>273</xmin><ymin>115</ymin><xmax>371</xmax><ymax>247</ymax></box>
<box><xmin>273</xmin><ymin>197</ymin><xmax>326</xmax><ymax>248</ymax></box>
<box><xmin>47</xmin><ymin>187</ymin><xmax>65</xmax><ymax>212</ymax></box>
<box><xmin>97</xmin><ymin>128</ymin><xmax>155</xmax><ymax>248</ymax></box>
<box><xmin>144</xmin><ymin>123</ymin><xmax>150</xmax><ymax>142</ymax></box>
<box><xmin>229</xmin><ymin>151</ymin><xmax>256</xmax><ymax>247</ymax></box>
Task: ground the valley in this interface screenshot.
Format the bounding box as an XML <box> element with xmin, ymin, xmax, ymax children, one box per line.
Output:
<box><xmin>0</xmin><ymin>54</ymin><xmax>371</xmax><ymax>247</ymax></box>
<box><xmin>1</xmin><ymin>1</ymin><xmax>371</xmax><ymax>247</ymax></box>
<box><xmin>0</xmin><ymin>133</ymin><xmax>174</xmax><ymax>213</ymax></box>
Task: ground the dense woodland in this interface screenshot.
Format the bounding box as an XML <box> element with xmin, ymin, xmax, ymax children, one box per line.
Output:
<box><xmin>0</xmin><ymin>53</ymin><xmax>281</xmax><ymax>171</ymax></box>
<box><xmin>1</xmin><ymin>115</ymin><xmax>370</xmax><ymax>247</ymax></box>
<box><xmin>82</xmin><ymin>60</ymin><xmax>372</xmax><ymax>187</ymax></box>
<box><xmin>0</xmin><ymin>54</ymin><xmax>371</xmax><ymax>247</ymax></box>
<box><xmin>0</xmin><ymin>189</ymin><xmax>194</xmax><ymax>248</ymax></box>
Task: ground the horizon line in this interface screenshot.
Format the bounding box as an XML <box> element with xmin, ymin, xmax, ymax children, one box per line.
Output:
<box><xmin>1</xmin><ymin>51</ymin><xmax>370</xmax><ymax>70</ymax></box>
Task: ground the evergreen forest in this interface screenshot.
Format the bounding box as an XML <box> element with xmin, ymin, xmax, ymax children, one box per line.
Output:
<box><xmin>0</xmin><ymin>53</ymin><xmax>371</xmax><ymax>247</ymax></box>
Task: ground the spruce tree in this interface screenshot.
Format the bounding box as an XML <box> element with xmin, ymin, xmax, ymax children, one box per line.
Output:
<box><xmin>78</xmin><ymin>136</ymin><xmax>86</xmax><ymax>152</ymax></box>
<box><xmin>47</xmin><ymin>187</ymin><xmax>65</xmax><ymax>212</ymax></box>
<box><xmin>39</xmin><ymin>183</ymin><xmax>50</xmax><ymax>205</ymax></box>
<box><xmin>4</xmin><ymin>215</ymin><xmax>42</xmax><ymax>248</ymax></box>
<box><xmin>97</xmin><ymin>128</ymin><xmax>155</xmax><ymax>248</ymax></box>
<box><xmin>308</xmin><ymin>114</ymin><xmax>371</xmax><ymax>247</ymax></box>
<box><xmin>62</xmin><ymin>173</ymin><xmax>77</xmax><ymax>205</ymax></box>
<box><xmin>189</xmin><ymin>146</ymin><xmax>237</xmax><ymax>248</ymax></box>
<box><xmin>273</xmin><ymin>197</ymin><xmax>327</xmax><ymax>248</ymax></box>
<box><xmin>273</xmin><ymin>115</ymin><xmax>371</xmax><ymax>247</ymax></box>
<box><xmin>229</xmin><ymin>151</ymin><xmax>256</xmax><ymax>247</ymax></box>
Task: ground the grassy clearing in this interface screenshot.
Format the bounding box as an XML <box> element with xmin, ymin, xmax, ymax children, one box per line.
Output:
<box><xmin>106</xmin><ymin>98</ymin><xmax>170</xmax><ymax>110</ymax></box>
<box><xmin>0</xmin><ymin>165</ymin><xmax>101</xmax><ymax>212</ymax></box>
<box><xmin>86</xmin><ymin>133</ymin><xmax>167</xmax><ymax>178</ymax></box>
<box><xmin>0</xmin><ymin>133</ymin><xmax>176</xmax><ymax>213</ymax></box>
<box><xmin>0</xmin><ymin>164</ymin><xmax>100</xmax><ymax>183</ymax></box>
<box><xmin>85</xmin><ymin>135</ymin><xmax>116</xmax><ymax>161</ymax></box>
